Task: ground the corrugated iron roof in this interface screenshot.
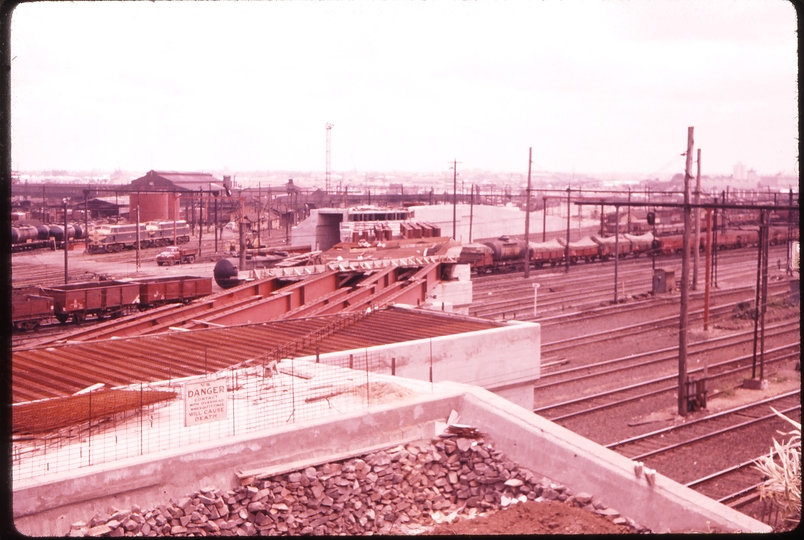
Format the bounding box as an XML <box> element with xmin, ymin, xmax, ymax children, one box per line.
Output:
<box><xmin>12</xmin><ymin>308</ymin><xmax>501</xmax><ymax>404</ymax></box>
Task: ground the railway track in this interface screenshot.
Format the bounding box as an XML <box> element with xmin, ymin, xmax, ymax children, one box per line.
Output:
<box><xmin>469</xmin><ymin>245</ymin><xmax>792</xmax><ymax>321</ymax></box>
<box><xmin>604</xmin><ymin>391</ymin><xmax>800</xmax><ymax>460</ymax></box>
<box><xmin>536</xmin><ymin>320</ymin><xmax>800</xmax><ymax>390</ymax></box>
<box><xmin>533</xmin><ymin>343</ymin><xmax>800</xmax><ymax>422</ymax></box>
<box><xmin>603</xmin><ymin>391</ymin><xmax>800</xmax><ymax>510</ymax></box>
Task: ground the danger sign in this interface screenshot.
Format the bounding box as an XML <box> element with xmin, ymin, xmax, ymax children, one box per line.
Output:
<box><xmin>184</xmin><ymin>378</ymin><xmax>227</xmax><ymax>426</ymax></box>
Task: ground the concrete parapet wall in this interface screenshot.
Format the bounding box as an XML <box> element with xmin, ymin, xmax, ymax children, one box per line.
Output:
<box><xmin>13</xmin><ymin>385</ymin><xmax>463</xmax><ymax>536</ymax></box>
<box><xmin>310</xmin><ymin>313</ymin><xmax>540</xmax><ymax>409</ymax></box>
<box><xmin>454</xmin><ymin>385</ymin><xmax>771</xmax><ymax>533</ymax></box>
<box><xmin>14</xmin><ymin>380</ymin><xmax>770</xmax><ymax>535</ymax></box>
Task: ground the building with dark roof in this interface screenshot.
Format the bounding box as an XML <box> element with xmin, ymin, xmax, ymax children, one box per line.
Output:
<box><xmin>129</xmin><ymin>170</ymin><xmax>235</xmax><ymax>223</ymax></box>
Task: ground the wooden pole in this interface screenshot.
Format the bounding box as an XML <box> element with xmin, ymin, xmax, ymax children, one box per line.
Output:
<box><xmin>524</xmin><ymin>148</ymin><xmax>532</xmax><ymax>278</ymax></box>
<box><xmin>678</xmin><ymin>126</ymin><xmax>694</xmax><ymax>417</ymax></box>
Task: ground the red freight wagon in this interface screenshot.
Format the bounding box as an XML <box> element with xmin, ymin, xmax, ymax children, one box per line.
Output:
<box><xmin>12</xmin><ymin>288</ymin><xmax>54</xmax><ymax>330</ymax></box>
<box><xmin>134</xmin><ymin>276</ymin><xmax>213</xmax><ymax>308</ymax></box>
<box><xmin>44</xmin><ymin>280</ymin><xmax>140</xmax><ymax>324</ymax></box>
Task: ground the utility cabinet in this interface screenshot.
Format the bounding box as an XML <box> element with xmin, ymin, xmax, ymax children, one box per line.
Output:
<box><xmin>653</xmin><ymin>269</ymin><xmax>675</xmax><ymax>294</ymax></box>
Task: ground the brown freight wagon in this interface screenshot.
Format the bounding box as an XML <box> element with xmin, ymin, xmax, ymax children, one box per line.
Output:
<box><xmin>11</xmin><ymin>287</ymin><xmax>54</xmax><ymax>330</ymax></box>
<box><xmin>44</xmin><ymin>280</ymin><xmax>141</xmax><ymax>324</ymax></box>
<box><xmin>134</xmin><ymin>276</ymin><xmax>213</xmax><ymax>308</ymax></box>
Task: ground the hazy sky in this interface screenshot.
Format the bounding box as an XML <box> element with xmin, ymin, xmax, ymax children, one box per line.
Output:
<box><xmin>10</xmin><ymin>0</ymin><xmax>799</xmax><ymax>177</ymax></box>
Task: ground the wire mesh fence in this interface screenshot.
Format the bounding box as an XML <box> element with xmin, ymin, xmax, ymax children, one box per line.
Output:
<box><xmin>12</xmin><ymin>348</ymin><xmax>423</xmax><ymax>484</ymax></box>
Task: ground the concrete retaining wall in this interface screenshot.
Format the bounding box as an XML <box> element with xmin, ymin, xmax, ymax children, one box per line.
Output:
<box><xmin>14</xmin><ymin>382</ymin><xmax>770</xmax><ymax>535</ymax></box>
<box><xmin>13</xmin><ymin>384</ymin><xmax>463</xmax><ymax>536</ymax></box>
<box><xmin>310</xmin><ymin>310</ymin><xmax>540</xmax><ymax>409</ymax></box>
<box><xmin>454</xmin><ymin>386</ymin><xmax>771</xmax><ymax>533</ymax></box>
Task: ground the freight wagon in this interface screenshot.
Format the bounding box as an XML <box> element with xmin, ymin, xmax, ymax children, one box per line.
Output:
<box><xmin>134</xmin><ymin>276</ymin><xmax>213</xmax><ymax>308</ymax></box>
<box><xmin>459</xmin><ymin>226</ymin><xmax>798</xmax><ymax>274</ymax></box>
<box><xmin>11</xmin><ymin>223</ymin><xmax>85</xmax><ymax>253</ymax></box>
<box><xmin>44</xmin><ymin>280</ymin><xmax>141</xmax><ymax>324</ymax></box>
<box><xmin>12</xmin><ymin>276</ymin><xmax>215</xmax><ymax>330</ymax></box>
<box><xmin>11</xmin><ymin>287</ymin><xmax>55</xmax><ymax>331</ymax></box>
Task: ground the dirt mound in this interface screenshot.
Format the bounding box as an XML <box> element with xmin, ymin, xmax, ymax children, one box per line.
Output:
<box><xmin>428</xmin><ymin>499</ymin><xmax>634</xmax><ymax>535</ymax></box>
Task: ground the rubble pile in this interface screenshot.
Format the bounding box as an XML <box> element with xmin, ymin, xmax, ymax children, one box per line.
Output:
<box><xmin>69</xmin><ymin>435</ymin><xmax>647</xmax><ymax>536</ymax></box>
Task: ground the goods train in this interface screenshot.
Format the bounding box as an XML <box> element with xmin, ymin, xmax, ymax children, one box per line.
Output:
<box><xmin>11</xmin><ymin>275</ymin><xmax>212</xmax><ymax>330</ymax></box>
<box><xmin>459</xmin><ymin>226</ymin><xmax>799</xmax><ymax>274</ymax></box>
<box><xmin>87</xmin><ymin>220</ymin><xmax>191</xmax><ymax>254</ymax></box>
<box><xmin>11</xmin><ymin>224</ymin><xmax>85</xmax><ymax>252</ymax></box>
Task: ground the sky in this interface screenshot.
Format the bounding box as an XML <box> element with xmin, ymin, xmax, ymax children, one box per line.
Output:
<box><xmin>9</xmin><ymin>0</ymin><xmax>799</xmax><ymax>178</ymax></box>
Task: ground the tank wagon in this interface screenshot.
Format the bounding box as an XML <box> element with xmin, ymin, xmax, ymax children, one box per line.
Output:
<box><xmin>460</xmin><ymin>226</ymin><xmax>798</xmax><ymax>274</ymax></box>
<box><xmin>11</xmin><ymin>223</ymin><xmax>84</xmax><ymax>252</ymax></box>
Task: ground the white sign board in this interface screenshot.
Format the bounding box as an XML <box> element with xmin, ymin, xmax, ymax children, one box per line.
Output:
<box><xmin>792</xmin><ymin>241</ymin><xmax>800</xmax><ymax>272</ymax></box>
<box><xmin>184</xmin><ymin>378</ymin><xmax>227</xmax><ymax>427</ymax></box>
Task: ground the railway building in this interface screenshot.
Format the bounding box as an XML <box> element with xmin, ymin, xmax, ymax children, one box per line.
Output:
<box><xmin>129</xmin><ymin>170</ymin><xmax>236</xmax><ymax>223</ymax></box>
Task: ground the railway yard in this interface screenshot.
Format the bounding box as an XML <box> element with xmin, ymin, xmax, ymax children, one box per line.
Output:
<box><xmin>469</xmin><ymin>242</ymin><xmax>800</xmax><ymax>528</ymax></box>
<box><xmin>9</xmin><ymin>228</ymin><xmax>801</xmax><ymax>532</ymax></box>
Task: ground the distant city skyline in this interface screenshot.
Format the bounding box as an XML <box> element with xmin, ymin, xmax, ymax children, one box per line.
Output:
<box><xmin>10</xmin><ymin>1</ymin><xmax>798</xmax><ymax>177</ymax></box>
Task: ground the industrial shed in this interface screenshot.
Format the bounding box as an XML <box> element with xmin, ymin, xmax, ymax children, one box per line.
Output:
<box><xmin>128</xmin><ymin>170</ymin><xmax>236</xmax><ymax>223</ymax></box>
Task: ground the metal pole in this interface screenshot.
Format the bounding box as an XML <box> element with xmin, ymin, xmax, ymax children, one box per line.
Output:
<box><xmin>692</xmin><ymin>149</ymin><xmax>702</xmax><ymax>290</ymax></box>
<box><xmin>542</xmin><ymin>196</ymin><xmax>547</xmax><ymax>242</ymax></box>
<box><xmin>627</xmin><ymin>188</ymin><xmax>631</xmax><ymax>234</ymax></box>
<box><xmin>712</xmin><ymin>197</ymin><xmax>719</xmax><ymax>288</ymax></box>
<box><xmin>469</xmin><ymin>184</ymin><xmax>475</xmax><ymax>243</ymax></box>
<box><xmin>787</xmin><ymin>188</ymin><xmax>794</xmax><ymax>272</ymax></box>
<box><xmin>750</xmin><ymin>210</ymin><xmax>764</xmax><ymax>380</ymax></box>
<box><xmin>63</xmin><ymin>199</ymin><xmax>69</xmax><ymax>283</ymax></box>
<box><xmin>759</xmin><ymin>211</ymin><xmax>770</xmax><ymax>381</ymax></box>
<box><xmin>678</xmin><ymin>126</ymin><xmax>694</xmax><ymax>417</ymax></box>
<box><xmin>198</xmin><ymin>190</ymin><xmax>203</xmax><ymax>257</ymax></box>
<box><xmin>524</xmin><ymin>148</ymin><xmax>532</xmax><ymax>278</ymax></box>
<box><xmin>239</xmin><ymin>197</ymin><xmax>246</xmax><ymax>270</ymax></box>
<box><xmin>452</xmin><ymin>159</ymin><xmax>458</xmax><ymax>240</ymax></box>
<box><xmin>565</xmin><ymin>187</ymin><xmax>571</xmax><ymax>273</ymax></box>
<box><xmin>135</xmin><ymin>205</ymin><xmax>141</xmax><ymax>272</ymax></box>
<box><xmin>84</xmin><ymin>189</ymin><xmax>89</xmax><ymax>252</ymax></box>
<box><xmin>173</xmin><ymin>192</ymin><xmax>178</xmax><ymax>246</ymax></box>
<box><xmin>614</xmin><ymin>205</ymin><xmax>620</xmax><ymax>303</ymax></box>
<box><xmin>703</xmin><ymin>209</ymin><xmax>712</xmax><ymax>330</ymax></box>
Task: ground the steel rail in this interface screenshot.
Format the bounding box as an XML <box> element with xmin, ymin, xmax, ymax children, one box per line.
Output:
<box><xmin>534</xmin><ymin>344</ymin><xmax>800</xmax><ymax>420</ymax></box>
<box><xmin>685</xmin><ymin>453</ymin><xmax>775</xmax><ymax>489</ymax></box>
<box><xmin>607</xmin><ymin>390</ymin><xmax>801</xmax><ymax>450</ymax></box>
<box><xmin>535</xmin><ymin>321</ymin><xmax>800</xmax><ymax>388</ymax></box>
<box><xmin>626</xmin><ymin>405</ymin><xmax>800</xmax><ymax>462</ymax></box>
<box><xmin>533</xmin><ymin>281</ymin><xmax>790</xmax><ymax>326</ymax></box>
<box><xmin>539</xmin><ymin>292</ymin><xmax>791</xmax><ymax>356</ymax></box>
